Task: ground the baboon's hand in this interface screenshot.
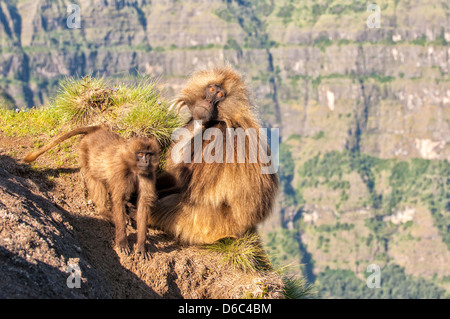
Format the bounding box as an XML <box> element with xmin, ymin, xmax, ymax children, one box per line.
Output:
<box><xmin>135</xmin><ymin>244</ymin><xmax>151</xmax><ymax>260</ymax></box>
<box><xmin>117</xmin><ymin>239</ymin><xmax>130</xmax><ymax>256</ymax></box>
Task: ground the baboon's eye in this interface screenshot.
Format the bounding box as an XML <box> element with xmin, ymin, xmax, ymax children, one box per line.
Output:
<box><xmin>209</xmin><ymin>86</ymin><xmax>215</xmax><ymax>93</ymax></box>
<box><xmin>217</xmin><ymin>92</ymin><xmax>224</xmax><ymax>98</ymax></box>
<box><xmin>138</xmin><ymin>152</ymin><xmax>144</xmax><ymax>157</ymax></box>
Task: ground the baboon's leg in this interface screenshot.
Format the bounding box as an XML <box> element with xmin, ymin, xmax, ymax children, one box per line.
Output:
<box><xmin>85</xmin><ymin>175</ymin><xmax>112</xmax><ymax>222</ymax></box>
<box><xmin>135</xmin><ymin>198</ymin><xmax>150</xmax><ymax>259</ymax></box>
<box><xmin>148</xmin><ymin>194</ymin><xmax>181</xmax><ymax>233</ymax></box>
<box><xmin>150</xmin><ymin>194</ymin><xmax>254</xmax><ymax>245</ymax></box>
<box><xmin>149</xmin><ymin>194</ymin><xmax>219</xmax><ymax>244</ymax></box>
<box><xmin>111</xmin><ymin>190</ymin><xmax>129</xmax><ymax>255</ymax></box>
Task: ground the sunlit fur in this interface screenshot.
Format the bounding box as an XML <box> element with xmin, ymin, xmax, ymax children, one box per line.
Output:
<box><xmin>80</xmin><ymin>129</ymin><xmax>159</xmax><ymax>258</ymax></box>
<box><xmin>23</xmin><ymin>126</ymin><xmax>101</xmax><ymax>163</ymax></box>
<box><xmin>24</xmin><ymin>127</ymin><xmax>159</xmax><ymax>258</ymax></box>
<box><xmin>151</xmin><ymin>65</ymin><xmax>279</xmax><ymax>245</ymax></box>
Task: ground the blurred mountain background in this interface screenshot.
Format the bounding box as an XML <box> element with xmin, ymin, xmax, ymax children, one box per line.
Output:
<box><xmin>0</xmin><ymin>0</ymin><xmax>449</xmax><ymax>298</ymax></box>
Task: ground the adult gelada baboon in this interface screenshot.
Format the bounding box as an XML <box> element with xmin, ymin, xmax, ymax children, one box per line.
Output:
<box><xmin>24</xmin><ymin>126</ymin><xmax>159</xmax><ymax>259</ymax></box>
<box><xmin>152</xmin><ymin>65</ymin><xmax>279</xmax><ymax>245</ymax></box>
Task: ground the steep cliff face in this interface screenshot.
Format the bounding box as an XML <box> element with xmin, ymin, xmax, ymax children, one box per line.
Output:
<box><xmin>274</xmin><ymin>43</ymin><xmax>450</xmax><ymax>160</ymax></box>
<box><xmin>1</xmin><ymin>0</ymin><xmax>448</xmax><ymax>161</ymax></box>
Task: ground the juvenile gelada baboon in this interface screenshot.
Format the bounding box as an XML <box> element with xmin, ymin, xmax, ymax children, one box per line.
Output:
<box><xmin>24</xmin><ymin>126</ymin><xmax>159</xmax><ymax>259</ymax></box>
<box><xmin>153</xmin><ymin>65</ymin><xmax>279</xmax><ymax>245</ymax></box>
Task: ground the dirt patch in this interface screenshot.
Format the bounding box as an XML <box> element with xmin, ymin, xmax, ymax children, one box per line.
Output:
<box><xmin>0</xmin><ymin>135</ymin><xmax>283</xmax><ymax>298</ymax></box>
<box><xmin>0</xmin><ymin>159</ymin><xmax>111</xmax><ymax>298</ymax></box>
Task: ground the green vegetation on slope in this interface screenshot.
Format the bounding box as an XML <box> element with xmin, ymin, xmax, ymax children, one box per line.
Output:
<box><xmin>269</xmin><ymin>146</ymin><xmax>450</xmax><ymax>298</ymax></box>
<box><xmin>294</xmin><ymin>150</ymin><xmax>450</xmax><ymax>249</ymax></box>
<box><xmin>317</xmin><ymin>264</ymin><xmax>447</xmax><ymax>299</ymax></box>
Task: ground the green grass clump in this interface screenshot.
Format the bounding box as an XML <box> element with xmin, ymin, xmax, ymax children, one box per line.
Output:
<box><xmin>51</xmin><ymin>75</ymin><xmax>183</xmax><ymax>148</ymax></box>
<box><xmin>204</xmin><ymin>233</ymin><xmax>271</xmax><ymax>273</ymax></box>
<box><xmin>113</xmin><ymin>78</ymin><xmax>183</xmax><ymax>150</ymax></box>
<box><xmin>52</xmin><ymin>76</ymin><xmax>114</xmax><ymax>125</ymax></box>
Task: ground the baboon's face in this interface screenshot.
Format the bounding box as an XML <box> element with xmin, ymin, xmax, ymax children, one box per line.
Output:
<box><xmin>191</xmin><ymin>84</ymin><xmax>226</xmax><ymax>122</ymax></box>
<box><xmin>129</xmin><ymin>139</ymin><xmax>160</xmax><ymax>174</ymax></box>
<box><xmin>136</xmin><ymin>150</ymin><xmax>156</xmax><ymax>171</ymax></box>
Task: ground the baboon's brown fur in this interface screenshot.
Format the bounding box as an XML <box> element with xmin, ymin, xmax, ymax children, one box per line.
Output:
<box><xmin>152</xmin><ymin>65</ymin><xmax>279</xmax><ymax>245</ymax></box>
<box><xmin>24</xmin><ymin>126</ymin><xmax>159</xmax><ymax>258</ymax></box>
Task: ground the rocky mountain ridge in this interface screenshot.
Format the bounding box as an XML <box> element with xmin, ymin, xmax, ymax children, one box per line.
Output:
<box><xmin>1</xmin><ymin>0</ymin><xmax>449</xmax><ymax>161</ymax></box>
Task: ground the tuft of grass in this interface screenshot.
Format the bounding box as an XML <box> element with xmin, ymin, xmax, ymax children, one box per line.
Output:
<box><xmin>52</xmin><ymin>75</ymin><xmax>115</xmax><ymax>126</ymax></box>
<box><xmin>282</xmin><ymin>274</ymin><xmax>316</xmax><ymax>299</ymax></box>
<box><xmin>203</xmin><ymin>233</ymin><xmax>271</xmax><ymax>273</ymax></box>
<box><xmin>113</xmin><ymin>78</ymin><xmax>183</xmax><ymax>150</ymax></box>
<box><xmin>50</xmin><ymin>75</ymin><xmax>183</xmax><ymax>147</ymax></box>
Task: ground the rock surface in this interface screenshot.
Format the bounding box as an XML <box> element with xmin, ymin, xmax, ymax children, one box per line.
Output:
<box><xmin>0</xmin><ymin>164</ymin><xmax>111</xmax><ymax>298</ymax></box>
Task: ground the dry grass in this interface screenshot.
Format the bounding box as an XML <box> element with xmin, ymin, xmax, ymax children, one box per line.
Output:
<box><xmin>52</xmin><ymin>76</ymin><xmax>115</xmax><ymax>125</ymax></box>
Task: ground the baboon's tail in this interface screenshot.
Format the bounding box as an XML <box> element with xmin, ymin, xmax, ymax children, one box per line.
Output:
<box><xmin>23</xmin><ymin>126</ymin><xmax>102</xmax><ymax>163</ymax></box>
